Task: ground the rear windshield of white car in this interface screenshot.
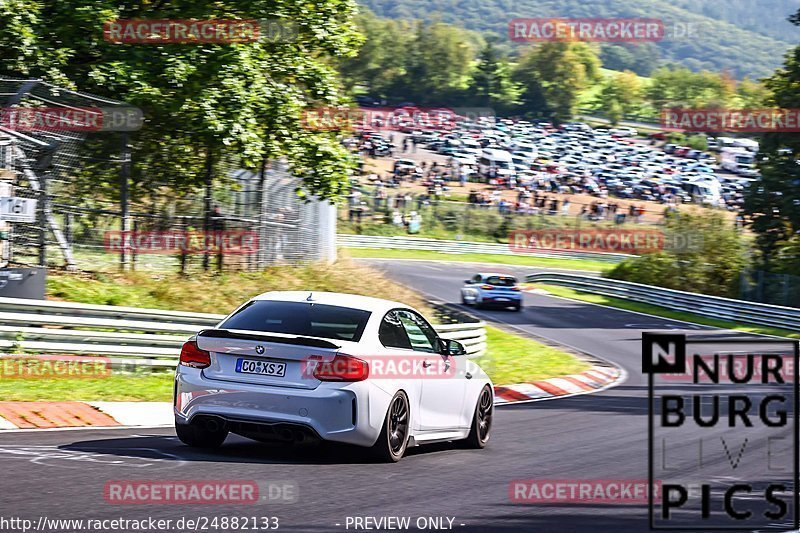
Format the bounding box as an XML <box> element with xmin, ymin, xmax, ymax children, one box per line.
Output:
<box><xmin>220</xmin><ymin>301</ymin><xmax>371</xmax><ymax>342</ymax></box>
<box><xmin>485</xmin><ymin>276</ymin><xmax>517</xmax><ymax>286</ymax></box>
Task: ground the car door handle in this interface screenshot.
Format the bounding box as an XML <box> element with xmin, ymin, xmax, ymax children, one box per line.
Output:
<box><xmin>465</xmin><ymin>372</ymin><xmax>473</xmax><ymax>379</ymax></box>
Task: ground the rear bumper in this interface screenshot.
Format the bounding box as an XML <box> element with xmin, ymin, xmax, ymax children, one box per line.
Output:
<box><xmin>174</xmin><ymin>367</ymin><xmax>391</xmax><ymax>447</ymax></box>
<box><xmin>471</xmin><ymin>291</ymin><xmax>522</xmax><ymax>305</ymax></box>
<box><xmin>190</xmin><ymin>414</ymin><xmax>323</xmax><ymax>445</ymax></box>
<box><xmin>481</xmin><ymin>295</ymin><xmax>521</xmax><ymax>302</ymax></box>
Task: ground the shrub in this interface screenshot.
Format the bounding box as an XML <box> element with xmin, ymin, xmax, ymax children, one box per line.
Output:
<box><xmin>605</xmin><ymin>211</ymin><xmax>747</xmax><ymax>297</ymax></box>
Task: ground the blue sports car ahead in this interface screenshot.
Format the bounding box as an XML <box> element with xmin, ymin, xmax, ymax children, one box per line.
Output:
<box><xmin>461</xmin><ymin>273</ymin><xmax>522</xmax><ymax>311</ymax></box>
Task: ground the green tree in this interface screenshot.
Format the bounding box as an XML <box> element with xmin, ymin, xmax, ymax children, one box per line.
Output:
<box><xmin>400</xmin><ymin>21</ymin><xmax>476</xmax><ymax>103</ymax></box>
<box><xmin>513</xmin><ymin>42</ymin><xmax>600</xmax><ymax>124</ymax></box>
<box><xmin>607</xmin><ymin>212</ymin><xmax>747</xmax><ymax>297</ymax></box>
<box><xmin>606</xmin><ymin>100</ymin><xmax>623</xmax><ymax>126</ymax></box>
<box><xmin>736</xmin><ymin>77</ymin><xmax>770</xmax><ymax>107</ymax></box>
<box><xmin>743</xmin><ymin>154</ymin><xmax>800</xmax><ymax>272</ymax></box>
<box><xmin>599</xmin><ymin>45</ymin><xmax>635</xmax><ymax>73</ymax></box>
<box><xmin>744</xmin><ymin>7</ymin><xmax>800</xmax><ymax>271</ymax></box>
<box><xmin>684</xmin><ymin>134</ymin><xmax>708</xmax><ymax>150</ymax></box>
<box><xmin>0</xmin><ymin>0</ymin><xmax>363</xmax><ymax>203</ymax></box>
<box><xmin>600</xmin><ymin>43</ymin><xmax>660</xmax><ymax>77</ymax></box>
<box><xmin>467</xmin><ymin>39</ymin><xmax>520</xmax><ymax>112</ymax></box>
<box><xmin>339</xmin><ymin>11</ymin><xmax>412</xmax><ymax>97</ymax></box>
<box><xmin>646</xmin><ymin>67</ymin><xmax>735</xmax><ymax>109</ymax></box>
<box><xmin>762</xmin><ymin>7</ymin><xmax>800</xmax><ymax>155</ymax></box>
<box><xmin>593</xmin><ymin>70</ymin><xmax>643</xmax><ymax>120</ymax></box>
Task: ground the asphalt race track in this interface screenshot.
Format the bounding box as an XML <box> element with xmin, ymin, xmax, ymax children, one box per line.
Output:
<box><xmin>0</xmin><ymin>258</ymin><xmax>794</xmax><ymax>532</ymax></box>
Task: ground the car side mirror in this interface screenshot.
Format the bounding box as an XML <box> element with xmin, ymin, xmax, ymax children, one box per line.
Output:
<box><xmin>464</xmin><ymin>279</ymin><xmax>472</xmax><ymax>284</ymax></box>
<box><xmin>439</xmin><ymin>338</ymin><xmax>467</xmax><ymax>356</ymax></box>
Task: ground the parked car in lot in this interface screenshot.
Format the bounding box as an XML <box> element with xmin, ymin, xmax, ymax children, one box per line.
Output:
<box><xmin>398</xmin><ymin>112</ymin><xmax>741</xmax><ymax>209</ymax></box>
<box><xmin>174</xmin><ymin>292</ymin><xmax>494</xmax><ymax>462</ymax></box>
<box><xmin>393</xmin><ymin>158</ymin><xmax>416</xmax><ymax>174</ymax></box>
<box><xmin>478</xmin><ymin>148</ymin><xmax>516</xmax><ymax>182</ymax></box>
<box><xmin>461</xmin><ymin>273</ymin><xmax>522</xmax><ymax>311</ymax></box>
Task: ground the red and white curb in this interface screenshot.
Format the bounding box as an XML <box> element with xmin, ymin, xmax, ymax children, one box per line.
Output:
<box><xmin>0</xmin><ymin>401</ymin><xmax>173</xmax><ymax>430</ymax></box>
<box><xmin>493</xmin><ymin>365</ymin><xmax>622</xmax><ymax>405</ymax></box>
<box><xmin>0</xmin><ymin>367</ymin><xmax>621</xmax><ymax>428</ymax></box>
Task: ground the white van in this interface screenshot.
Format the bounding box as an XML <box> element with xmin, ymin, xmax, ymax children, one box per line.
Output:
<box><xmin>715</xmin><ymin>137</ymin><xmax>736</xmax><ymax>152</ymax></box>
<box><xmin>682</xmin><ymin>176</ymin><xmax>723</xmax><ymax>205</ymax></box>
<box><xmin>720</xmin><ymin>147</ymin><xmax>756</xmax><ymax>175</ymax></box>
<box><xmin>733</xmin><ymin>138</ymin><xmax>759</xmax><ymax>153</ymax></box>
<box><xmin>478</xmin><ymin>148</ymin><xmax>515</xmax><ymax>182</ymax></box>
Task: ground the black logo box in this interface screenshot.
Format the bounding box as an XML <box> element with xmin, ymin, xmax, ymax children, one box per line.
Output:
<box><xmin>644</xmin><ymin>333</ymin><xmax>800</xmax><ymax>530</ymax></box>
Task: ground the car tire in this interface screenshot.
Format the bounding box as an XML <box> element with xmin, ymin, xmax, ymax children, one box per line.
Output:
<box><xmin>372</xmin><ymin>391</ymin><xmax>410</xmax><ymax>462</ymax></box>
<box><xmin>513</xmin><ymin>302</ymin><xmax>522</xmax><ymax>312</ymax></box>
<box><xmin>175</xmin><ymin>419</ymin><xmax>229</xmax><ymax>449</ymax></box>
<box><xmin>463</xmin><ymin>385</ymin><xmax>493</xmax><ymax>449</ymax></box>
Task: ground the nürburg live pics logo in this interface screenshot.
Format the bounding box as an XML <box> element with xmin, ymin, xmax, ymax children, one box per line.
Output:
<box><xmin>644</xmin><ymin>332</ymin><xmax>799</xmax><ymax>530</ymax></box>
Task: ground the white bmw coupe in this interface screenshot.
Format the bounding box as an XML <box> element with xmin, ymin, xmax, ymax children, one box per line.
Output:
<box><xmin>174</xmin><ymin>291</ymin><xmax>494</xmax><ymax>462</ymax></box>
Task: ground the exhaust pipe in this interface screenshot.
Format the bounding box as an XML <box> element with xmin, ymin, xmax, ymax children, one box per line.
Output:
<box><xmin>279</xmin><ymin>428</ymin><xmax>294</xmax><ymax>441</ymax></box>
<box><xmin>196</xmin><ymin>415</ymin><xmax>225</xmax><ymax>433</ymax></box>
<box><xmin>293</xmin><ymin>430</ymin><xmax>306</xmax><ymax>443</ymax></box>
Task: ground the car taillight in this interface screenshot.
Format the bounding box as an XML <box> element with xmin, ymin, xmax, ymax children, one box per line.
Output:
<box><xmin>313</xmin><ymin>354</ymin><xmax>369</xmax><ymax>382</ymax></box>
<box><xmin>511</xmin><ymin>286</ymin><xmax>521</xmax><ymax>291</ymax></box>
<box><xmin>480</xmin><ymin>284</ymin><xmax>494</xmax><ymax>290</ymax></box>
<box><xmin>180</xmin><ymin>340</ymin><xmax>211</xmax><ymax>369</ymax></box>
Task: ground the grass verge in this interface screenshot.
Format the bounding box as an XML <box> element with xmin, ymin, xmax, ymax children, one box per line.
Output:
<box><xmin>345</xmin><ymin>247</ymin><xmax>610</xmax><ymax>272</ymax></box>
<box><xmin>475</xmin><ymin>325</ymin><xmax>591</xmax><ymax>385</ymax></box>
<box><xmin>537</xmin><ymin>284</ymin><xmax>800</xmax><ymax>339</ymax></box>
<box><xmin>46</xmin><ymin>258</ymin><xmax>433</xmax><ymax>315</ymax></box>
<box><xmin>0</xmin><ymin>372</ymin><xmax>174</xmax><ymax>402</ymax></box>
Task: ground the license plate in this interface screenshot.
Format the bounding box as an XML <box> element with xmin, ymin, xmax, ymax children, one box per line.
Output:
<box><xmin>235</xmin><ymin>358</ymin><xmax>286</xmax><ymax>377</ymax></box>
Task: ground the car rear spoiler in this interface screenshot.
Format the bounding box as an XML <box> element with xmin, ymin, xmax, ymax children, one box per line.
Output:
<box><xmin>197</xmin><ymin>329</ymin><xmax>341</xmax><ymax>349</ymax></box>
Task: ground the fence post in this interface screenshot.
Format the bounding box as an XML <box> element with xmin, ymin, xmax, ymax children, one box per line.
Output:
<box><xmin>64</xmin><ymin>212</ymin><xmax>72</xmax><ymax>247</ymax></box>
<box><xmin>131</xmin><ymin>218</ymin><xmax>138</xmax><ymax>271</ymax></box>
<box><xmin>202</xmin><ymin>148</ymin><xmax>214</xmax><ymax>271</ymax></box>
<box><xmin>179</xmin><ymin>217</ymin><xmax>187</xmax><ymax>275</ymax></box>
<box><xmin>258</xmin><ymin>156</ymin><xmax>268</xmax><ymax>269</ymax></box>
<box><xmin>119</xmin><ymin>133</ymin><xmax>131</xmax><ymax>271</ymax></box>
<box><xmin>38</xmin><ymin>170</ymin><xmax>46</xmax><ymax>267</ymax></box>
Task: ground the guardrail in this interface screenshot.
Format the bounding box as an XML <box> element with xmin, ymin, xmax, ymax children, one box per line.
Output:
<box><xmin>526</xmin><ymin>272</ymin><xmax>800</xmax><ymax>332</ymax></box>
<box><xmin>338</xmin><ymin>234</ymin><xmax>629</xmax><ymax>263</ymax></box>
<box><xmin>0</xmin><ymin>297</ymin><xmax>487</xmax><ymax>367</ymax></box>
